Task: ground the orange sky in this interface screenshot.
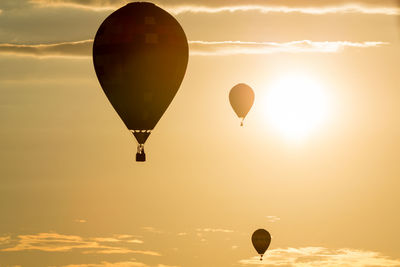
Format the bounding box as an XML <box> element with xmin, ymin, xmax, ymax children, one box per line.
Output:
<box><xmin>0</xmin><ymin>1</ymin><xmax>399</xmax><ymax>266</ymax></box>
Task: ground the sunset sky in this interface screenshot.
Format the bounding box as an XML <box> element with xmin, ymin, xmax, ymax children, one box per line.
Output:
<box><xmin>0</xmin><ymin>0</ymin><xmax>400</xmax><ymax>266</ymax></box>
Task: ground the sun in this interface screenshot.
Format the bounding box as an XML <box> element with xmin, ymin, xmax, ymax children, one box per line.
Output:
<box><xmin>261</xmin><ymin>73</ymin><xmax>330</xmax><ymax>141</ymax></box>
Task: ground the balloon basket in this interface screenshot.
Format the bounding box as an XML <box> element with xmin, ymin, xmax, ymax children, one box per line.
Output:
<box><xmin>136</xmin><ymin>144</ymin><xmax>146</xmax><ymax>162</ymax></box>
<box><xmin>136</xmin><ymin>152</ymin><xmax>146</xmax><ymax>162</ymax></box>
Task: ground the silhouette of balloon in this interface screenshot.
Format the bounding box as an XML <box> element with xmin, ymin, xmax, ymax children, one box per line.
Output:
<box><xmin>252</xmin><ymin>229</ymin><xmax>271</xmax><ymax>261</ymax></box>
<box><xmin>93</xmin><ymin>2</ymin><xmax>188</xmax><ymax>162</ymax></box>
<box><xmin>229</xmin><ymin>83</ymin><xmax>255</xmax><ymax>126</ymax></box>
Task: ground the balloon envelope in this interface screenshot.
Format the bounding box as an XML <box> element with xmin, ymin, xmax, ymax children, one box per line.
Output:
<box><xmin>252</xmin><ymin>229</ymin><xmax>271</xmax><ymax>259</ymax></box>
<box><xmin>229</xmin><ymin>83</ymin><xmax>254</xmax><ymax>125</ymax></box>
<box><xmin>93</xmin><ymin>2</ymin><xmax>188</xmax><ymax>147</ymax></box>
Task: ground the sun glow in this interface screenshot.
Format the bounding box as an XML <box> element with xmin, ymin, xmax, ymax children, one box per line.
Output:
<box><xmin>262</xmin><ymin>74</ymin><xmax>330</xmax><ymax>141</ymax></box>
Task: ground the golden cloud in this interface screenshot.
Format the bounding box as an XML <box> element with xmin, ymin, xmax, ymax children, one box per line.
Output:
<box><xmin>0</xmin><ymin>40</ymin><xmax>92</xmax><ymax>58</ymax></box>
<box><xmin>266</xmin><ymin>215</ymin><xmax>281</xmax><ymax>223</ymax></box>
<box><xmin>60</xmin><ymin>261</ymin><xmax>148</xmax><ymax>267</ymax></box>
<box><xmin>189</xmin><ymin>40</ymin><xmax>388</xmax><ymax>55</ymax></box>
<box><xmin>0</xmin><ymin>40</ymin><xmax>387</xmax><ymax>58</ymax></box>
<box><xmin>141</xmin><ymin>227</ymin><xmax>164</xmax><ymax>234</ymax></box>
<box><xmin>0</xmin><ymin>235</ymin><xmax>11</xmax><ymax>245</ymax></box>
<box><xmin>167</xmin><ymin>4</ymin><xmax>400</xmax><ymax>15</ymax></box>
<box><xmin>0</xmin><ymin>232</ymin><xmax>157</xmax><ymax>256</ymax></box>
<box><xmin>196</xmin><ymin>228</ymin><xmax>234</xmax><ymax>233</ymax></box>
<box><xmin>59</xmin><ymin>260</ymin><xmax>178</xmax><ymax>267</ymax></box>
<box><xmin>29</xmin><ymin>0</ymin><xmax>400</xmax><ymax>15</ymax></box>
<box><xmin>239</xmin><ymin>247</ymin><xmax>400</xmax><ymax>266</ymax></box>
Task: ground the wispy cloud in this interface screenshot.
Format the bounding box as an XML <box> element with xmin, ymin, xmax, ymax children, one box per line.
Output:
<box><xmin>194</xmin><ymin>228</ymin><xmax>234</xmax><ymax>243</ymax></box>
<box><xmin>0</xmin><ymin>40</ymin><xmax>388</xmax><ymax>58</ymax></box>
<box><xmin>1</xmin><ymin>233</ymin><xmax>97</xmax><ymax>252</ymax></box>
<box><xmin>0</xmin><ymin>235</ymin><xmax>11</xmax><ymax>245</ymax></box>
<box><xmin>29</xmin><ymin>0</ymin><xmax>123</xmax><ymax>10</ymax></box>
<box><xmin>0</xmin><ymin>40</ymin><xmax>92</xmax><ymax>58</ymax></box>
<box><xmin>59</xmin><ymin>260</ymin><xmax>178</xmax><ymax>267</ymax></box>
<box><xmin>189</xmin><ymin>40</ymin><xmax>388</xmax><ymax>55</ymax></box>
<box><xmin>177</xmin><ymin>232</ymin><xmax>187</xmax><ymax>236</ymax></box>
<box><xmin>168</xmin><ymin>4</ymin><xmax>400</xmax><ymax>15</ymax></box>
<box><xmin>239</xmin><ymin>247</ymin><xmax>400</xmax><ymax>266</ymax></box>
<box><xmin>195</xmin><ymin>232</ymin><xmax>206</xmax><ymax>243</ymax></box>
<box><xmin>60</xmin><ymin>260</ymin><xmax>148</xmax><ymax>267</ymax></box>
<box><xmin>127</xmin><ymin>239</ymin><xmax>144</xmax><ymax>244</ymax></box>
<box><xmin>29</xmin><ymin>0</ymin><xmax>400</xmax><ymax>15</ymax></box>
<box><xmin>75</xmin><ymin>219</ymin><xmax>87</xmax><ymax>223</ymax></box>
<box><xmin>91</xmin><ymin>235</ymin><xmax>143</xmax><ymax>244</ymax></box>
<box><xmin>91</xmin><ymin>237</ymin><xmax>121</xmax><ymax>243</ymax></box>
<box><xmin>266</xmin><ymin>215</ymin><xmax>281</xmax><ymax>223</ymax></box>
<box><xmin>141</xmin><ymin>227</ymin><xmax>164</xmax><ymax>234</ymax></box>
<box><xmin>115</xmin><ymin>234</ymin><xmax>138</xmax><ymax>239</ymax></box>
<box><xmin>0</xmin><ymin>233</ymin><xmax>156</xmax><ymax>256</ymax></box>
<box><xmin>196</xmin><ymin>228</ymin><xmax>234</xmax><ymax>233</ymax></box>
<box><xmin>82</xmin><ymin>249</ymin><xmax>160</xmax><ymax>256</ymax></box>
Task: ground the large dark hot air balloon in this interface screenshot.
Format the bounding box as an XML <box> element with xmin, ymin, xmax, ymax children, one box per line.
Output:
<box><xmin>93</xmin><ymin>2</ymin><xmax>188</xmax><ymax>161</ymax></box>
<box><xmin>229</xmin><ymin>83</ymin><xmax>255</xmax><ymax>126</ymax></box>
<box><xmin>252</xmin><ymin>229</ymin><xmax>271</xmax><ymax>261</ymax></box>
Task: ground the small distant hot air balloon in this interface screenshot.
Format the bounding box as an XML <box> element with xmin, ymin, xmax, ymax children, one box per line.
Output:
<box><xmin>93</xmin><ymin>2</ymin><xmax>188</xmax><ymax>162</ymax></box>
<box><xmin>252</xmin><ymin>229</ymin><xmax>271</xmax><ymax>261</ymax></box>
<box><xmin>229</xmin><ymin>83</ymin><xmax>255</xmax><ymax>126</ymax></box>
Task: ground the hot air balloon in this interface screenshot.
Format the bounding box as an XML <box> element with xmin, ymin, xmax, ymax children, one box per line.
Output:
<box><xmin>93</xmin><ymin>2</ymin><xmax>188</xmax><ymax>162</ymax></box>
<box><xmin>229</xmin><ymin>83</ymin><xmax>254</xmax><ymax>126</ymax></box>
<box><xmin>252</xmin><ymin>229</ymin><xmax>271</xmax><ymax>261</ymax></box>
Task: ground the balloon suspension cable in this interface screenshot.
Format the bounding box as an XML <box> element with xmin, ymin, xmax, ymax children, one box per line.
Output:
<box><xmin>240</xmin><ymin>118</ymin><xmax>244</xmax><ymax>127</ymax></box>
<box><xmin>137</xmin><ymin>144</ymin><xmax>144</xmax><ymax>154</ymax></box>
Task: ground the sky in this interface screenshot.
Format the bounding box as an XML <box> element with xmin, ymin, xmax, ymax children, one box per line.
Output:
<box><xmin>0</xmin><ymin>0</ymin><xmax>400</xmax><ymax>266</ymax></box>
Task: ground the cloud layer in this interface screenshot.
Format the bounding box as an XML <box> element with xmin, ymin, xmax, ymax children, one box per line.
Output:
<box><xmin>0</xmin><ymin>232</ymin><xmax>159</xmax><ymax>256</ymax></box>
<box><xmin>61</xmin><ymin>261</ymin><xmax>148</xmax><ymax>267</ymax></box>
<box><xmin>265</xmin><ymin>215</ymin><xmax>281</xmax><ymax>223</ymax></box>
<box><xmin>60</xmin><ymin>261</ymin><xmax>179</xmax><ymax>267</ymax></box>
<box><xmin>239</xmin><ymin>247</ymin><xmax>400</xmax><ymax>267</ymax></box>
<box><xmin>196</xmin><ymin>228</ymin><xmax>234</xmax><ymax>233</ymax></box>
<box><xmin>29</xmin><ymin>0</ymin><xmax>400</xmax><ymax>15</ymax></box>
<box><xmin>168</xmin><ymin>4</ymin><xmax>400</xmax><ymax>15</ymax></box>
<box><xmin>190</xmin><ymin>40</ymin><xmax>388</xmax><ymax>55</ymax></box>
<box><xmin>0</xmin><ymin>235</ymin><xmax>11</xmax><ymax>245</ymax></box>
<box><xmin>0</xmin><ymin>40</ymin><xmax>92</xmax><ymax>58</ymax></box>
<box><xmin>0</xmin><ymin>40</ymin><xmax>388</xmax><ymax>58</ymax></box>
